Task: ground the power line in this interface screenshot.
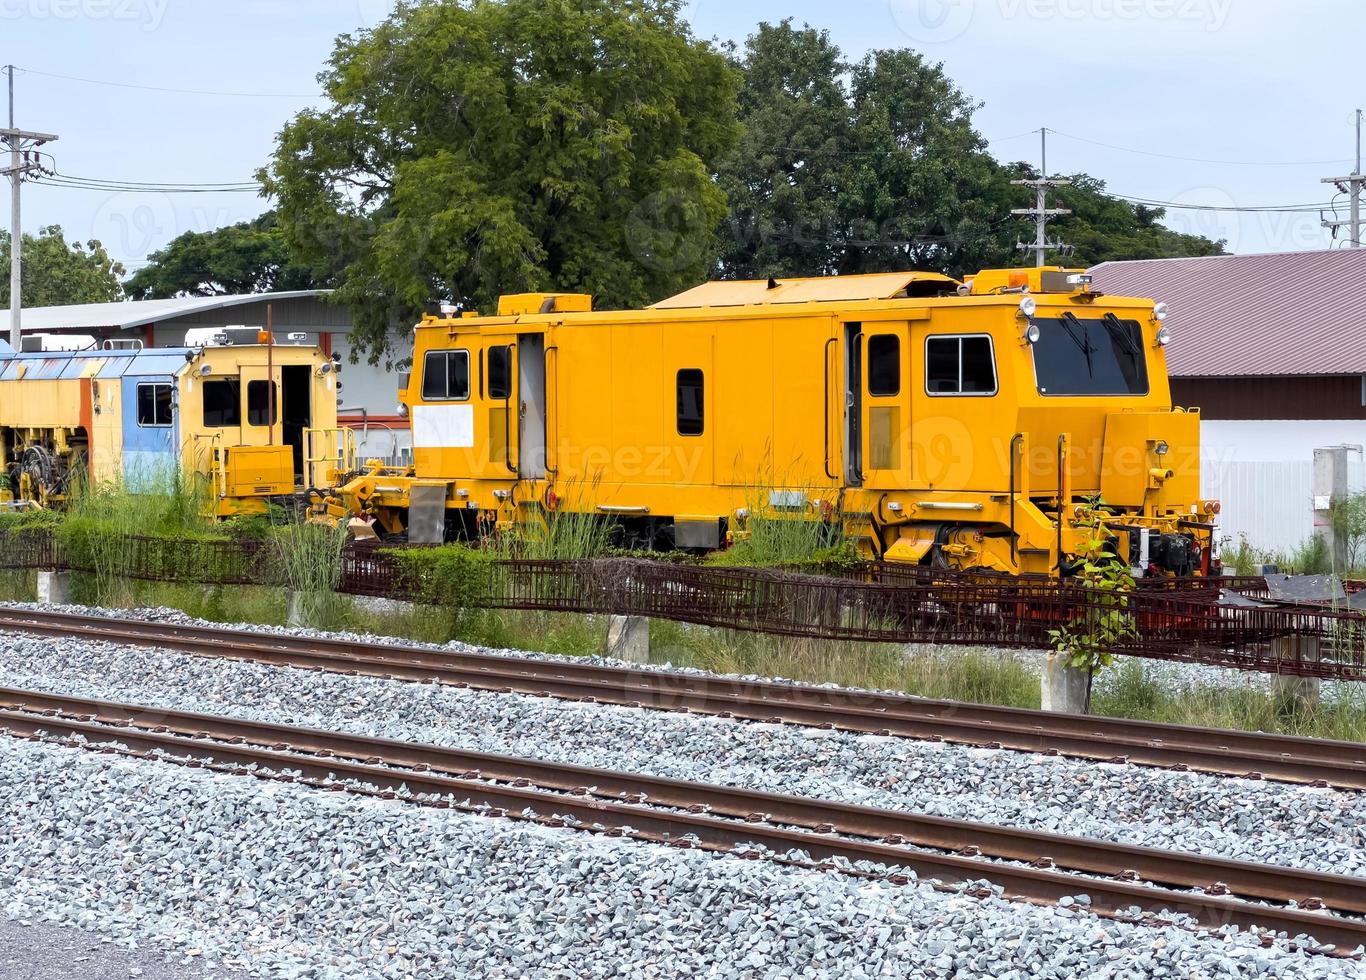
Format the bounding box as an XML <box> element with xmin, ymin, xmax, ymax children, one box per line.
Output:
<box><xmin>1047</xmin><ymin>128</ymin><xmax>1353</xmax><ymax>168</ymax></box>
<box><xmin>1112</xmin><ymin>193</ymin><xmax>1339</xmax><ymax>214</ymax></box>
<box><xmin>1321</xmin><ymin>110</ymin><xmax>1366</xmax><ymax>248</ymax></box>
<box><xmin>38</xmin><ymin>178</ymin><xmax>259</xmax><ymax>194</ymax></box>
<box><xmin>12</xmin><ymin>66</ymin><xmax>319</xmax><ymax>100</ymax></box>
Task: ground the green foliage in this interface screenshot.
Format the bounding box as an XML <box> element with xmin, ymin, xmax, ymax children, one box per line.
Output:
<box><xmin>1289</xmin><ymin>534</ymin><xmax>1332</xmax><ymax>575</ymax></box>
<box><xmin>126</xmin><ymin>211</ymin><xmax>326</xmax><ymax>299</ymax></box>
<box><xmin>270</xmin><ymin>518</ymin><xmax>350</xmax><ymax>626</ymax></box>
<box><xmin>261</xmin><ymin>0</ymin><xmax>740</xmax><ymax>360</ymax></box>
<box><xmin>1332</xmin><ymin>492</ymin><xmax>1366</xmax><ymax>571</ymax></box>
<box><xmin>390</xmin><ymin>543</ymin><xmax>499</xmax><ymax>609</ymax></box>
<box><xmin>716</xmin><ymin>21</ymin><xmax>1224</xmax><ymax>280</ymax></box>
<box><xmin>1047</xmin><ymin>502</ymin><xmax>1137</xmax><ymax>685</ymax></box>
<box><xmin>0</xmin><ymin>508</ymin><xmax>63</xmax><ymax>532</ymax></box>
<box><xmin>0</xmin><ymin>226</ymin><xmax>125</xmax><ymax>307</ymax></box>
<box><xmin>1046</xmin><ymin>172</ymin><xmax>1227</xmax><ymax>265</ymax></box>
<box><xmin>1094</xmin><ymin>658</ymin><xmax>1365</xmax><ymax>742</ymax></box>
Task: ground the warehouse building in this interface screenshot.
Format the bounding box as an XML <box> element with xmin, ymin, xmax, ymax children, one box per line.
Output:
<box><xmin>1091</xmin><ymin>250</ymin><xmax>1366</xmax><ymax>553</ymax></box>
<box><xmin>0</xmin><ymin>291</ymin><xmax>411</xmax><ymax>464</ymax></box>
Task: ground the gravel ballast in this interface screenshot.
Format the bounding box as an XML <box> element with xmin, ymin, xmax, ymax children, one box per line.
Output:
<box><xmin>0</xmin><ymin>605</ymin><xmax>1361</xmax><ymax>880</ymax></box>
<box><xmin>1</xmin><ymin>734</ymin><xmax>1361</xmax><ymax>980</ymax></box>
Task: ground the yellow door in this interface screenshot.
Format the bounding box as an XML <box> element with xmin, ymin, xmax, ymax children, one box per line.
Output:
<box><xmin>478</xmin><ymin>334</ymin><xmax>520</xmax><ymax>481</ymax></box>
<box><xmin>861</xmin><ymin>322</ymin><xmax>912</xmax><ymax>491</ymax></box>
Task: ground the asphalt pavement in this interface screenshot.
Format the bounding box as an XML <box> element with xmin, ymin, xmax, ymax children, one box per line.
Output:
<box><xmin>0</xmin><ymin>919</ymin><xmax>240</xmax><ymax>980</ymax></box>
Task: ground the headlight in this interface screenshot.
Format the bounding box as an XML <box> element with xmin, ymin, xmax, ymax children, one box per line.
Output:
<box><xmin>1019</xmin><ymin>297</ymin><xmax>1037</xmax><ymax>318</ymax></box>
<box><xmin>1153</xmin><ymin>302</ymin><xmax>1169</xmax><ymax>322</ymax></box>
<box><xmin>1156</xmin><ymin>326</ymin><xmax>1172</xmax><ymax>347</ymax></box>
<box><xmin>1024</xmin><ymin>323</ymin><xmax>1041</xmax><ymax>345</ymax></box>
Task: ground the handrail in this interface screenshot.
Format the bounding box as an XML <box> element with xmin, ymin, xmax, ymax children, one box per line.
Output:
<box><xmin>1055</xmin><ymin>433</ymin><xmax>1070</xmax><ymax>575</ymax></box>
<box><xmin>823</xmin><ymin>337</ymin><xmax>838</xmax><ymax>481</ymax></box>
<box><xmin>1009</xmin><ymin>433</ymin><xmax>1023</xmax><ymax>566</ymax></box>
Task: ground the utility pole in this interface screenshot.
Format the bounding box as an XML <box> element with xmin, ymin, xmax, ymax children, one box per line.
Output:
<box><xmin>1322</xmin><ymin>109</ymin><xmax>1365</xmax><ymax>248</ymax></box>
<box><xmin>1011</xmin><ymin>128</ymin><xmax>1071</xmax><ymax>266</ymax></box>
<box><xmin>2</xmin><ymin>66</ymin><xmax>59</xmax><ymax>350</ymax></box>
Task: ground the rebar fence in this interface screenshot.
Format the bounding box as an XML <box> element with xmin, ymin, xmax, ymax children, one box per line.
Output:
<box><xmin>4</xmin><ymin>528</ymin><xmax>1365</xmax><ymax>682</ymax></box>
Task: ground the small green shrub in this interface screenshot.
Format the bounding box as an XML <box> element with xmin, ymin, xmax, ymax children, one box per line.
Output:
<box><xmin>390</xmin><ymin>543</ymin><xmax>499</xmax><ymax>607</ymax></box>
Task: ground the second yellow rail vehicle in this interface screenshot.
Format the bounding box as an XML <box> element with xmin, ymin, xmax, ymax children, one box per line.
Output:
<box><xmin>331</xmin><ymin>267</ymin><xmax>1218</xmax><ymax>577</ymax></box>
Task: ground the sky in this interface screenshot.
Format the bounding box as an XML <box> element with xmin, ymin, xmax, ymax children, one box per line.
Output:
<box><xmin>3</xmin><ymin>0</ymin><xmax>1365</xmax><ymax>273</ymax></box>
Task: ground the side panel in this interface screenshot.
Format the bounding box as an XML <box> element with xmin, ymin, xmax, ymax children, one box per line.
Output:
<box><xmin>121</xmin><ymin>375</ymin><xmax>178</xmax><ymax>489</ymax></box>
<box><xmin>714</xmin><ymin>320</ymin><xmax>773</xmax><ymax>487</ymax></box>
<box><xmin>660</xmin><ymin>324</ymin><xmax>712</xmax><ymax>487</ymax></box>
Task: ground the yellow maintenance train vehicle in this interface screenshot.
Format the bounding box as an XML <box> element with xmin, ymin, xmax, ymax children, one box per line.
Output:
<box><xmin>330</xmin><ymin>267</ymin><xmax>1218</xmax><ymax>577</ymax></box>
<box><xmin>0</xmin><ymin>333</ymin><xmax>349</xmax><ymax>516</ymax></box>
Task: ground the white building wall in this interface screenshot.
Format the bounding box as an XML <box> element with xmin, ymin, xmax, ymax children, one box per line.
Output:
<box><xmin>1200</xmin><ymin>420</ymin><xmax>1366</xmax><ymax>555</ymax></box>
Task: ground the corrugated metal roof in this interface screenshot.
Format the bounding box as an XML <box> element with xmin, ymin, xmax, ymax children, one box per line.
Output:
<box><xmin>1090</xmin><ymin>250</ymin><xmax>1366</xmax><ymax>378</ymax></box>
<box><xmin>0</xmin><ymin>347</ymin><xmax>193</xmax><ymax>381</ymax></box>
<box><xmin>651</xmin><ymin>272</ymin><xmax>959</xmax><ymax>310</ymax></box>
<box><xmin>0</xmin><ymin>290</ymin><xmax>331</xmax><ymax>334</ymax></box>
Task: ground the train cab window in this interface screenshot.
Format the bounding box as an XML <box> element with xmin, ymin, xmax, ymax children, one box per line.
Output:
<box><xmin>677</xmin><ymin>369</ymin><xmax>704</xmax><ymax>436</ymax></box>
<box><xmin>202</xmin><ymin>378</ymin><xmax>242</xmax><ymax>427</ymax></box>
<box><xmin>487</xmin><ymin>346</ymin><xmax>512</xmax><ymax>400</ymax></box>
<box><xmin>247</xmin><ymin>380</ymin><xmax>277</xmax><ymax>426</ymax></box>
<box><xmin>868</xmin><ymin>335</ymin><xmax>900</xmax><ymax>396</ymax></box>
<box><xmin>925</xmin><ymin>336</ymin><xmax>998</xmax><ymax>396</ymax></box>
<box><xmin>136</xmin><ymin>383</ymin><xmax>174</xmax><ymax>427</ymax></box>
<box><xmin>1032</xmin><ymin>316</ymin><xmax>1148</xmax><ymax>396</ymax></box>
<box><xmin>421</xmin><ymin>350</ymin><xmax>470</xmax><ymax>401</ymax></box>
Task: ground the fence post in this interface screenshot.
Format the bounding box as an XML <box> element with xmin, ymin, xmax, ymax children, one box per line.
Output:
<box><xmin>36</xmin><ymin>571</ymin><xmax>72</xmax><ymax>605</ymax></box>
<box><xmin>1270</xmin><ymin>635</ymin><xmax>1321</xmax><ymax>709</ymax></box>
<box><xmin>607</xmin><ymin>615</ymin><xmax>649</xmax><ymax>664</ymax></box>
<box><xmin>1041</xmin><ymin>654</ymin><xmax>1090</xmax><ymax>714</ymax></box>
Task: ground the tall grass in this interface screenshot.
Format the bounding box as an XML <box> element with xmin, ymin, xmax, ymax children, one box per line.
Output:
<box><xmin>1093</xmin><ymin>658</ymin><xmax>1366</xmax><ymax>742</ymax></box>
<box><xmin>711</xmin><ymin>462</ymin><xmax>854</xmax><ymax>568</ymax></box>
<box><xmin>59</xmin><ymin>471</ymin><xmax>220</xmax><ymax>604</ymax></box>
<box><xmin>272</xmin><ymin>516</ymin><xmax>349</xmax><ymax>628</ymax></box>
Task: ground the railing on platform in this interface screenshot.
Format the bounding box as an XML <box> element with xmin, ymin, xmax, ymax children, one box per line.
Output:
<box><xmin>3</xmin><ymin>528</ymin><xmax>1364</xmax><ymax>682</ymax></box>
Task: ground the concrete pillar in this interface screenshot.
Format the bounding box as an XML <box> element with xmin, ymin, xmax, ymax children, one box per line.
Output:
<box><xmin>287</xmin><ymin>591</ymin><xmax>309</xmax><ymax>629</ymax></box>
<box><xmin>36</xmin><ymin>571</ymin><xmax>71</xmax><ymax>605</ymax></box>
<box><xmin>607</xmin><ymin>615</ymin><xmax>649</xmax><ymax>664</ymax></box>
<box><xmin>1313</xmin><ymin>445</ymin><xmax>1358</xmax><ymax>571</ymax></box>
<box><xmin>1271</xmin><ymin>635</ymin><xmax>1322</xmax><ymax>709</ymax></box>
<box><xmin>1041</xmin><ymin>653</ymin><xmax>1090</xmax><ymax>714</ymax></box>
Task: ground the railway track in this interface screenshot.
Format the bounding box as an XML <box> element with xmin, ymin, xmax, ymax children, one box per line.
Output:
<box><xmin>2</xmin><ymin>605</ymin><xmax>1363</xmax><ymax>790</ymax></box>
<box><xmin>2</xmin><ymin>687</ymin><xmax>1364</xmax><ymax>955</ymax></box>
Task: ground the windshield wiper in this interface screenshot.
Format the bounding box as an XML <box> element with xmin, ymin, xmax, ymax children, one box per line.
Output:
<box><xmin>1102</xmin><ymin>312</ymin><xmax>1142</xmax><ymax>359</ymax></box>
<box><xmin>1059</xmin><ymin>312</ymin><xmax>1094</xmax><ymax>375</ymax></box>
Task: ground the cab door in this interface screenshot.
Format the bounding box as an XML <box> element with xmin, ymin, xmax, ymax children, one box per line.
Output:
<box><xmin>121</xmin><ymin>375</ymin><xmax>178</xmax><ymax>489</ymax></box>
<box><xmin>860</xmin><ymin>323</ymin><xmax>913</xmax><ymax>491</ymax></box>
<box><xmin>478</xmin><ymin>333</ymin><xmax>520</xmax><ymax>481</ymax></box>
<box><xmin>240</xmin><ymin>363</ymin><xmax>279</xmax><ymax>447</ymax></box>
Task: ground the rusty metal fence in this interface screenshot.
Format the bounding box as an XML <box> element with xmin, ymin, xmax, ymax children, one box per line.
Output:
<box><xmin>4</xmin><ymin>529</ymin><xmax>1366</xmax><ymax>682</ymax></box>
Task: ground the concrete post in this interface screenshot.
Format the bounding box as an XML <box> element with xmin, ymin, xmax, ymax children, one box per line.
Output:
<box><xmin>607</xmin><ymin>615</ymin><xmax>649</xmax><ymax>665</ymax></box>
<box><xmin>287</xmin><ymin>591</ymin><xmax>308</xmax><ymax>629</ymax></box>
<box><xmin>1313</xmin><ymin>445</ymin><xmax>1358</xmax><ymax>571</ymax></box>
<box><xmin>35</xmin><ymin>570</ymin><xmax>71</xmax><ymax>605</ymax></box>
<box><xmin>1270</xmin><ymin>635</ymin><xmax>1322</xmax><ymax>709</ymax></box>
<box><xmin>1041</xmin><ymin>653</ymin><xmax>1090</xmax><ymax>714</ymax></box>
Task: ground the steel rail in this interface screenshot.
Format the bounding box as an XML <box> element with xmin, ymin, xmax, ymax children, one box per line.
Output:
<box><xmin>2</xmin><ymin>606</ymin><xmax>1364</xmax><ymax>790</ymax></box>
<box><xmin>1</xmin><ymin>686</ymin><xmax>1365</xmax><ymax>955</ymax></box>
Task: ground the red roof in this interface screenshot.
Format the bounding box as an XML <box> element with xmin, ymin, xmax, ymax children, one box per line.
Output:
<box><xmin>1089</xmin><ymin>250</ymin><xmax>1366</xmax><ymax>378</ymax></box>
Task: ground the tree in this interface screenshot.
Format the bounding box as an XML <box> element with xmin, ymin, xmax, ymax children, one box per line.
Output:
<box><xmin>126</xmin><ymin>211</ymin><xmax>326</xmax><ymax>299</ymax></box>
<box><xmin>261</xmin><ymin>0</ymin><xmax>740</xmax><ymax>359</ymax></box>
<box><xmin>717</xmin><ymin>21</ymin><xmax>1223</xmax><ymax>282</ymax></box>
<box><xmin>0</xmin><ymin>226</ymin><xmax>125</xmax><ymax>308</ymax></box>
<box><xmin>716</xmin><ymin>22</ymin><xmax>1016</xmax><ymax>281</ymax></box>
